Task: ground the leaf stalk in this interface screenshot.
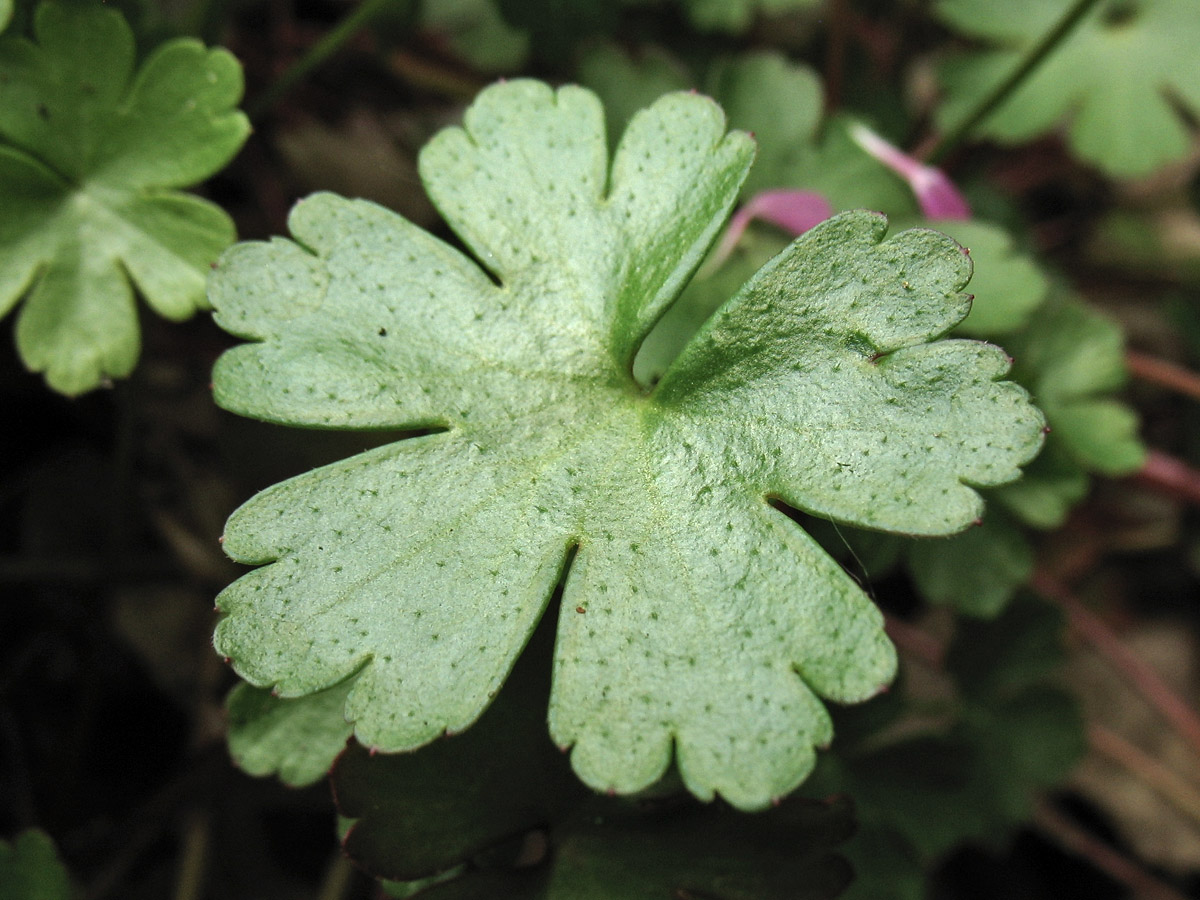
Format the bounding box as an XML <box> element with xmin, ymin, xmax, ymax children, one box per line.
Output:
<box><xmin>927</xmin><ymin>0</ymin><xmax>1103</xmax><ymax>164</ymax></box>
<box><xmin>247</xmin><ymin>0</ymin><xmax>403</xmax><ymax>121</ymax></box>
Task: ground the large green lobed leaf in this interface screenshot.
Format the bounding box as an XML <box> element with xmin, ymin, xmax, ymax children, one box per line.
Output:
<box><xmin>0</xmin><ymin>2</ymin><xmax>248</xmax><ymax>394</ymax></box>
<box><xmin>936</xmin><ymin>0</ymin><xmax>1200</xmax><ymax>177</ymax></box>
<box><xmin>212</xmin><ymin>80</ymin><xmax>1044</xmax><ymax>810</ymax></box>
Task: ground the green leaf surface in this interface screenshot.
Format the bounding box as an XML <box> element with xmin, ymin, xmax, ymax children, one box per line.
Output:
<box><xmin>212</xmin><ymin>80</ymin><xmax>1044</xmax><ymax>810</ymax></box>
<box><xmin>1006</xmin><ymin>295</ymin><xmax>1145</xmax><ymax>475</ymax></box>
<box><xmin>707</xmin><ymin>52</ymin><xmax>916</xmax><ymax>212</ymax></box>
<box><xmin>936</xmin><ymin>0</ymin><xmax>1200</xmax><ymax>176</ymax></box>
<box><xmin>0</xmin><ymin>0</ymin><xmax>12</xmax><ymax>32</ymax></box>
<box><xmin>919</xmin><ymin>220</ymin><xmax>1049</xmax><ymax>338</ymax></box>
<box><xmin>335</xmin><ymin>621</ymin><xmax>589</xmax><ymax>880</ymax></box>
<box><xmin>809</xmin><ymin>596</ymin><xmax>1085</xmax><ymax>877</ymax></box>
<box><xmin>991</xmin><ymin>440</ymin><xmax>1089</xmax><ymax>530</ymax></box>
<box><xmin>681</xmin><ymin>0</ymin><xmax>820</xmax><ymax>33</ymax></box>
<box><xmin>410</xmin><ymin>797</ymin><xmax>855</xmax><ymax>900</ymax></box>
<box><xmin>945</xmin><ymin>592</ymin><xmax>1069</xmax><ymax>699</ymax></box>
<box><xmin>906</xmin><ymin>510</ymin><xmax>1033</xmax><ymax>618</ymax></box>
<box><xmin>576</xmin><ymin>44</ymin><xmax>690</xmax><ymax>149</ymax></box>
<box><xmin>581</xmin><ymin>48</ymin><xmax>915</xmax><ymax>213</ymax></box>
<box><xmin>225</xmin><ymin>679</ymin><xmax>354</xmax><ymax>787</ymax></box>
<box><xmin>0</xmin><ymin>830</ymin><xmax>71</xmax><ymax>900</ymax></box>
<box><xmin>0</xmin><ymin>2</ymin><xmax>248</xmax><ymax>394</ymax></box>
<box><xmin>420</xmin><ymin>0</ymin><xmax>529</xmax><ymax>72</ymax></box>
<box><xmin>495</xmin><ymin>0</ymin><xmax>617</xmax><ymax>60</ymax></box>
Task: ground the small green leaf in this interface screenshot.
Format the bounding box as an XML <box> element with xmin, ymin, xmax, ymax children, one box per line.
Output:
<box><xmin>682</xmin><ymin>0</ymin><xmax>820</xmax><ymax>33</ymax></box>
<box><xmin>410</xmin><ymin>796</ymin><xmax>855</xmax><ymax>900</ymax></box>
<box><xmin>907</xmin><ymin>511</ymin><xmax>1034</xmax><ymax>618</ymax></box>
<box><xmin>707</xmin><ymin>53</ymin><xmax>917</xmax><ymax>213</ymax></box>
<box><xmin>992</xmin><ymin>440</ymin><xmax>1089</xmax><ymax>530</ymax></box>
<box><xmin>226</xmin><ymin>679</ymin><xmax>354</xmax><ymax>787</ymax></box>
<box><xmin>577</xmin><ymin>44</ymin><xmax>690</xmax><ymax>148</ymax></box>
<box><xmin>334</xmin><ymin>623</ymin><xmax>588</xmax><ymax>880</ymax></box>
<box><xmin>810</xmin><ymin>596</ymin><xmax>1086</xmax><ymax>877</ymax></box>
<box><xmin>0</xmin><ymin>0</ymin><xmax>12</xmax><ymax>32</ymax></box>
<box><xmin>920</xmin><ymin>220</ymin><xmax>1049</xmax><ymax>337</ymax></box>
<box><xmin>1006</xmin><ymin>295</ymin><xmax>1146</xmax><ymax>475</ymax></box>
<box><xmin>582</xmin><ymin>49</ymin><xmax>916</xmax><ymax>214</ymax></box>
<box><xmin>420</xmin><ymin>0</ymin><xmax>529</xmax><ymax>72</ymax></box>
<box><xmin>0</xmin><ymin>2</ymin><xmax>249</xmax><ymax>394</ymax></box>
<box><xmin>936</xmin><ymin>0</ymin><xmax>1200</xmax><ymax>176</ymax></box>
<box><xmin>0</xmin><ymin>830</ymin><xmax>71</xmax><ymax>900</ymax></box>
<box><xmin>213</xmin><ymin>80</ymin><xmax>1044</xmax><ymax>810</ymax></box>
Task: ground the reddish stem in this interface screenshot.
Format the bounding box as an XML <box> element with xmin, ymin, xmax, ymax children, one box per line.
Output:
<box><xmin>1032</xmin><ymin>571</ymin><xmax>1200</xmax><ymax>759</ymax></box>
<box><xmin>1133</xmin><ymin>450</ymin><xmax>1200</xmax><ymax>507</ymax></box>
<box><xmin>1033</xmin><ymin>801</ymin><xmax>1192</xmax><ymax>900</ymax></box>
<box><xmin>883</xmin><ymin>613</ymin><xmax>945</xmax><ymax>668</ymax></box>
<box><xmin>1089</xmin><ymin>723</ymin><xmax>1200</xmax><ymax>828</ymax></box>
<box><xmin>1126</xmin><ymin>350</ymin><xmax>1200</xmax><ymax>403</ymax></box>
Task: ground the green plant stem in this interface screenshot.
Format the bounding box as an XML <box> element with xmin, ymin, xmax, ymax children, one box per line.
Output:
<box><xmin>1033</xmin><ymin>571</ymin><xmax>1200</xmax><ymax>759</ymax></box>
<box><xmin>927</xmin><ymin>0</ymin><xmax>1102</xmax><ymax>163</ymax></box>
<box><xmin>247</xmin><ymin>0</ymin><xmax>398</xmax><ymax>120</ymax></box>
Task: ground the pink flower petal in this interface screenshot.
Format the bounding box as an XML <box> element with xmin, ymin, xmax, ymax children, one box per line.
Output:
<box><xmin>849</xmin><ymin>123</ymin><xmax>971</xmax><ymax>221</ymax></box>
<box><xmin>708</xmin><ymin>189</ymin><xmax>834</xmax><ymax>270</ymax></box>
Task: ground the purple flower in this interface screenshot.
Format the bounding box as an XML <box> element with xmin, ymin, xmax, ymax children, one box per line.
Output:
<box><xmin>849</xmin><ymin>123</ymin><xmax>971</xmax><ymax>221</ymax></box>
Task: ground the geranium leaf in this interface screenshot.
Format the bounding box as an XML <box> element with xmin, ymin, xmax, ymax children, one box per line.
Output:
<box><xmin>403</xmin><ymin>796</ymin><xmax>855</xmax><ymax>900</ymax></box>
<box><xmin>681</xmin><ymin>0</ymin><xmax>820</xmax><ymax>34</ymax></box>
<box><xmin>0</xmin><ymin>830</ymin><xmax>71</xmax><ymax>900</ymax></box>
<box><xmin>334</xmin><ymin>621</ymin><xmax>588</xmax><ymax>880</ymax></box>
<box><xmin>936</xmin><ymin>0</ymin><xmax>1200</xmax><ymax>177</ymax></box>
<box><xmin>212</xmin><ymin>80</ymin><xmax>1044</xmax><ymax>811</ymax></box>
<box><xmin>991</xmin><ymin>440</ymin><xmax>1089</xmax><ymax>530</ymax></box>
<box><xmin>225</xmin><ymin>680</ymin><xmax>355</xmax><ymax>787</ymax></box>
<box><xmin>1005</xmin><ymin>295</ymin><xmax>1146</xmax><ymax>475</ymax></box>
<box><xmin>910</xmin><ymin>220</ymin><xmax>1048</xmax><ymax>338</ymax></box>
<box><xmin>906</xmin><ymin>510</ymin><xmax>1033</xmax><ymax>619</ymax></box>
<box><xmin>0</xmin><ymin>1</ymin><xmax>248</xmax><ymax>394</ymax></box>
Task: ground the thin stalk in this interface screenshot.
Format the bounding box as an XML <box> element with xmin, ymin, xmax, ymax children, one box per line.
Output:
<box><xmin>1089</xmin><ymin>723</ymin><xmax>1200</xmax><ymax>830</ymax></box>
<box><xmin>247</xmin><ymin>0</ymin><xmax>398</xmax><ymax>121</ymax></box>
<box><xmin>1033</xmin><ymin>571</ymin><xmax>1200</xmax><ymax>759</ymax></box>
<box><xmin>316</xmin><ymin>854</ymin><xmax>358</xmax><ymax>900</ymax></box>
<box><xmin>1126</xmin><ymin>350</ymin><xmax>1200</xmax><ymax>403</ymax></box>
<box><xmin>883</xmin><ymin>612</ymin><xmax>945</xmax><ymax>668</ymax></box>
<box><xmin>823</xmin><ymin>0</ymin><xmax>851</xmax><ymax>114</ymax></box>
<box><xmin>1033</xmin><ymin>801</ymin><xmax>1193</xmax><ymax>900</ymax></box>
<box><xmin>172</xmin><ymin>812</ymin><xmax>211</xmax><ymax>900</ymax></box>
<box><xmin>927</xmin><ymin>0</ymin><xmax>1102</xmax><ymax>163</ymax></box>
<box><xmin>1134</xmin><ymin>450</ymin><xmax>1200</xmax><ymax>508</ymax></box>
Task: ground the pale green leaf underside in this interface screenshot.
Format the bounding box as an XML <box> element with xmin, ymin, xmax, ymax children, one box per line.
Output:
<box><xmin>212</xmin><ymin>81</ymin><xmax>1043</xmax><ymax>810</ymax></box>
<box><xmin>0</xmin><ymin>2</ymin><xmax>248</xmax><ymax>394</ymax></box>
<box><xmin>226</xmin><ymin>680</ymin><xmax>354</xmax><ymax>787</ymax></box>
<box><xmin>936</xmin><ymin>0</ymin><xmax>1200</xmax><ymax>176</ymax></box>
